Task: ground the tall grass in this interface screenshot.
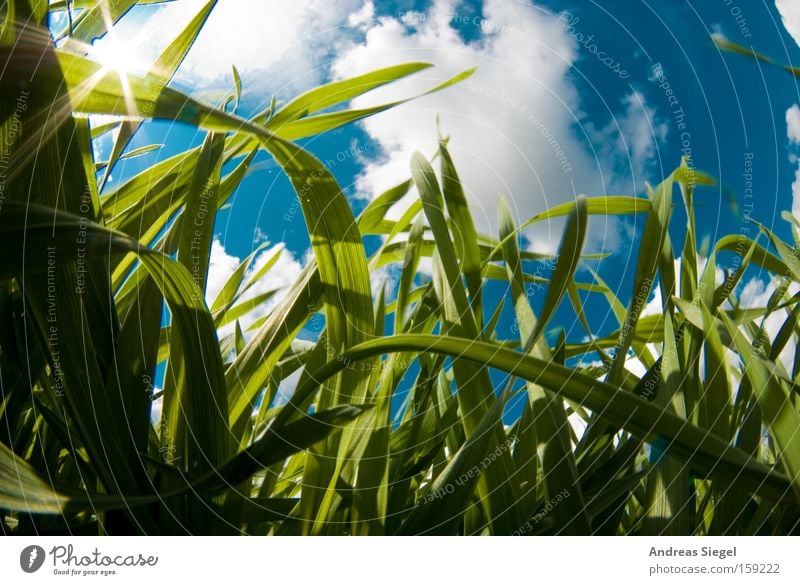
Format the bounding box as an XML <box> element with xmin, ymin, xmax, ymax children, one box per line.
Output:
<box><xmin>1</xmin><ymin>1</ymin><xmax>799</xmax><ymax>535</ymax></box>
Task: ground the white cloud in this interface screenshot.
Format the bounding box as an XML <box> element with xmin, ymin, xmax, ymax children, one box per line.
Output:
<box><xmin>791</xmin><ymin>164</ymin><xmax>800</xmax><ymax>218</ymax></box>
<box><xmin>575</xmin><ymin>92</ymin><xmax>668</xmax><ymax>257</ymax></box>
<box><xmin>332</xmin><ymin>0</ymin><xmax>667</xmax><ymax>253</ymax></box>
<box><xmin>567</xmin><ymin>408</ymin><xmax>587</xmax><ymax>443</ymax></box>
<box><xmin>206</xmin><ymin>237</ymin><xmax>242</xmax><ymax>304</ymax></box>
<box><xmin>348</xmin><ymin>0</ymin><xmax>375</xmax><ymax>30</ymax></box>
<box><xmin>786</xmin><ymin>104</ymin><xmax>800</xmax><ymax>217</ymax></box>
<box><xmin>206</xmin><ymin>237</ymin><xmax>304</xmax><ymax>335</ymax></box>
<box><xmin>589</xmin><ymin>91</ymin><xmax>669</xmax><ymax>193</ymax></box>
<box><xmin>117</xmin><ymin>0</ymin><xmax>361</xmax><ymax>98</ymax></box>
<box><xmin>786</xmin><ymin>104</ymin><xmax>800</xmax><ymax>144</ymax></box>
<box><xmin>738</xmin><ymin>277</ymin><xmax>773</xmax><ymax>309</ymax></box>
<box><xmin>150</xmin><ymin>392</ymin><xmax>163</xmax><ymax>425</ymax></box>
<box><xmin>623</xmin><ymin>355</ymin><xmax>648</xmax><ymax>378</ymax></box>
<box><xmin>779</xmin><ymin>6</ymin><xmax>800</xmax><ymax>217</ymax></box>
<box><xmin>370</xmin><ymin>264</ymin><xmax>399</xmax><ymax>300</ymax></box>
<box><xmin>242</xmin><ymin>245</ymin><xmax>304</xmax><ymax>306</ymax></box>
<box><xmin>641</xmin><ymin>285</ymin><xmax>663</xmax><ymax>319</ymax></box>
<box><xmin>103</xmin><ymin>0</ymin><xmax>668</xmax><ymax>256</ymax></box>
<box><xmin>777</xmin><ymin>0</ymin><xmax>800</xmax><ymax>50</ymax></box>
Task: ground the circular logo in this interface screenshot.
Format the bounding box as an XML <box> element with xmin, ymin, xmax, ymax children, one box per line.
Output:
<box><xmin>19</xmin><ymin>545</ymin><xmax>45</xmax><ymax>573</ymax></box>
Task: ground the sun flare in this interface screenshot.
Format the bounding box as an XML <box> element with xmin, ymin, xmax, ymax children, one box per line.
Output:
<box><xmin>89</xmin><ymin>33</ymin><xmax>147</xmax><ymax>76</ymax></box>
<box><xmin>86</xmin><ymin>31</ymin><xmax>150</xmax><ymax>117</ymax></box>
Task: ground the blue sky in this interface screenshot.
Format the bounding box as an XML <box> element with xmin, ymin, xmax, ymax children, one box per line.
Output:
<box><xmin>80</xmin><ymin>0</ymin><xmax>800</xmax><ymax>416</ymax></box>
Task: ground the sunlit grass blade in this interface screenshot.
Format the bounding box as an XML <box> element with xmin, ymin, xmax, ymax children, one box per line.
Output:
<box><xmin>413</xmin><ymin>151</ymin><xmax>524</xmax><ymax>534</ymax></box>
<box><xmin>498</xmin><ymin>195</ymin><xmax>591</xmax><ymax>534</ymax></box>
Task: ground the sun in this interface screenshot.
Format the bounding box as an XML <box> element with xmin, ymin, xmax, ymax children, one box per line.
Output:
<box><xmin>88</xmin><ymin>32</ymin><xmax>148</xmax><ymax>76</ymax></box>
<box><xmin>85</xmin><ymin>30</ymin><xmax>151</xmax><ymax>117</ymax></box>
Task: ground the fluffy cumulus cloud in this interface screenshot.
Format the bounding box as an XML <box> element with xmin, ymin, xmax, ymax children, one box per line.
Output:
<box><xmin>111</xmin><ymin>0</ymin><xmax>674</xmax><ymax>306</ymax></box>
<box><xmin>589</xmin><ymin>91</ymin><xmax>669</xmax><ymax>194</ymax></box>
<box><xmin>117</xmin><ymin>0</ymin><xmax>362</xmax><ymax>98</ymax></box>
<box><xmin>370</xmin><ymin>265</ymin><xmax>400</xmax><ymax>299</ymax></box>
<box><xmin>110</xmin><ymin>0</ymin><xmax>669</xmax><ymax>256</ymax></box>
<box><xmin>205</xmin><ymin>238</ymin><xmax>241</xmax><ymax>304</ymax></box>
<box><xmin>785</xmin><ymin>105</ymin><xmax>800</xmax><ymax>217</ymax></box>
<box><xmin>778</xmin><ymin>2</ymin><xmax>800</xmax><ymax>217</ymax></box>
<box><xmin>332</xmin><ymin>0</ymin><xmax>667</xmax><ymax>252</ymax></box>
<box><xmin>786</xmin><ymin>104</ymin><xmax>800</xmax><ymax>144</ymax></box>
<box><xmin>776</xmin><ymin>0</ymin><xmax>800</xmax><ymax>49</ymax></box>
